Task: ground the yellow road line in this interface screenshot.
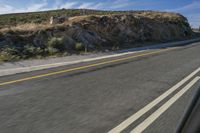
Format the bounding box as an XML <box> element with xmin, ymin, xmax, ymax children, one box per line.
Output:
<box><xmin>0</xmin><ymin>48</ymin><xmax>176</xmax><ymax>86</ymax></box>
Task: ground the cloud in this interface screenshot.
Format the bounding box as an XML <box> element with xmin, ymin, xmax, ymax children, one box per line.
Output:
<box><xmin>185</xmin><ymin>13</ymin><xmax>200</xmax><ymax>28</ymax></box>
<box><xmin>0</xmin><ymin>0</ymin><xmax>137</xmax><ymax>15</ymax></box>
<box><xmin>77</xmin><ymin>2</ymin><xmax>103</xmax><ymax>9</ymax></box>
<box><xmin>59</xmin><ymin>1</ymin><xmax>105</xmax><ymax>10</ymax></box>
<box><xmin>0</xmin><ymin>3</ymin><xmax>13</xmax><ymax>14</ymax></box>
<box><xmin>168</xmin><ymin>1</ymin><xmax>200</xmax><ymax>12</ymax></box>
<box><xmin>0</xmin><ymin>0</ymin><xmax>48</xmax><ymax>14</ymax></box>
<box><xmin>78</xmin><ymin>2</ymin><xmax>94</xmax><ymax>9</ymax></box>
<box><xmin>60</xmin><ymin>2</ymin><xmax>78</xmax><ymax>9</ymax></box>
<box><xmin>92</xmin><ymin>3</ymin><xmax>104</xmax><ymax>9</ymax></box>
<box><xmin>76</xmin><ymin>0</ymin><xmax>135</xmax><ymax>10</ymax></box>
<box><xmin>27</xmin><ymin>1</ymin><xmax>48</xmax><ymax>12</ymax></box>
<box><xmin>111</xmin><ymin>0</ymin><xmax>135</xmax><ymax>9</ymax></box>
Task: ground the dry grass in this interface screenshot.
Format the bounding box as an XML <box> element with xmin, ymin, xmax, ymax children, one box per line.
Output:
<box><xmin>0</xmin><ymin>16</ymin><xmax>87</xmax><ymax>33</ymax></box>
<box><xmin>0</xmin><ymin>11</ymin><xmax>187</xmax><ymax>34</ymax></box>
<box><xmin>0</xmin><ymin>23</ymin><xmax>54</xmax><ymax>33</ymax></box>
<box><xmin>0</xmin><ymin>15</ymin><xmax>98</xmax><ymax>33</ymax></box>
<box><xmin>132</xmin><ymin>11</ymin><xmax>186</xmax><ymax>21</ymax></box>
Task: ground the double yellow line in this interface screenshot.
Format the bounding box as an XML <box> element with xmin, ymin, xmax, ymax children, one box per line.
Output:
<box><xmin>0</xmin><ymin>48</ymin><xmax>175</xmax><ymax>86</ymax></box>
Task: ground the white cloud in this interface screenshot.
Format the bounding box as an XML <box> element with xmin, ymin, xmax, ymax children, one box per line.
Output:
<box><xmin>76</xmin><ymin>0</ymin><xmax>135</xmax><ymax>10</ymax></box>
<box><xmin>0</xmin><ymin>0</ymin><xmax>136</xmax><ymax>15</ymax></box>
<box><xmin>0</xmin><ymin>0</ymin><xmax>152</xmax><ymax>14</ymax></box>
<box><xmin>111</xmin><ymin>0</ymin><xmax>134</xmax><ymax>9</ymax></box>
<box><xmin>0</xmin><ymin>4</ymin><xmax>13</xmax><ymax>14</ymax></box>
<box><xmin>186</xmin><ymin>13</ymin><xmax>200</xmax><ymax>28</ymax></box>
<box><xmin>0</xmin><ymin>0</ymin><xmax>48</xmax><ymax>14</ymax></box>
<box><xmin>168</xmin><ymin>1</ymin><xmax>200</xmax><ymax>12</ymax></box>
<box><xmin>27</xmin><ymin>1</ymin><xmax>48</xmax><ymax>12</ymax></box>
<box><xmin>77</xmin><ymin>2</ymin><xmax>103</xmax><ymax>9</ymax></box>
<box><xmin>78</xmin><ymin>2</ymin><xmax>94</xmax><ymax>9</ymax></box>
<box><xmin>60</xmin><ymin>1</ymin><xmax>78</xmax><ymax>9</ymax></box>
<box><xmin>92</xmin><ymin>3</ymin><xmax>104</xmax><ymax>9</ymax></box>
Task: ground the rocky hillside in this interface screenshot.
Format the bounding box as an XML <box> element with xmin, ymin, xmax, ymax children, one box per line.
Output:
<box><xmin>0</xmin><ymin>10</ymin><xmax>194</xmax><ymax>62</ymax></box>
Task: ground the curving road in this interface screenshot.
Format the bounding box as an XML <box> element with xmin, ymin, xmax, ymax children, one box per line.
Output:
<box><xmin>0</xmin><ymin>41</ymin><xmax>200</xmax><ymax>133</ymax></box>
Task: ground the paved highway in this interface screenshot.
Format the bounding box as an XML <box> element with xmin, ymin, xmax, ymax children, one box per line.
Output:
<box><xmin>0</xmin><ymin>42</ymin><xmax>200</xmax><ymax>133</ymax></box>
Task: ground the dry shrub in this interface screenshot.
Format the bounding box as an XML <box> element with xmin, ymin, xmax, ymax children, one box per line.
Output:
<box><xmin>0</xmin><ymin>23</ymin><xmax>52</xmax><ymax>33</ymax></box>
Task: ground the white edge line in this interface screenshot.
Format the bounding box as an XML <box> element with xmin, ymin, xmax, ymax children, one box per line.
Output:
<box><xmin>130</xmin><ymin>76</ymin><xmax>200</xmax><ymax>133</ymax></box>
<box><xmin>108</xmin><ymin>67</ymin><xmax>200</xmax><ymax>133</ymax></box>
<box><xmin>0</xmin><ymin>50</ymin><xmax>146</xmax><ymax>76</ymax></box>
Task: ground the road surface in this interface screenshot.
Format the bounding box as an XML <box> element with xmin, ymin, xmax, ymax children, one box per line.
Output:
<box><xmin>0</xmin><ymin>41</ymin><xmax>200</xmax><ymax>133</ymax></box>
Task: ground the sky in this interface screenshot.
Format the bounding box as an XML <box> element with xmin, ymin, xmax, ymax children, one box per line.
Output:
<box><xmin>0</xmin><ymin>0</ymin><xmax>199</xmax><ymax>28</ymax></box>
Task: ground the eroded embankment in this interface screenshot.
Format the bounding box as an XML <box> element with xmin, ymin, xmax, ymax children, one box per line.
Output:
<box><xmin>0</xmin><ymin>11</ymin><xmax>194</xmax><ymax>61</ymax></box>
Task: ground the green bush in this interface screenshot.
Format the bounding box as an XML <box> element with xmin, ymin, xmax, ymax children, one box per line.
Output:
<box><xmin>23</xmin><ymin>45</ymin><xmax>36</xmax><ymax>55</ymax></box>
<box><xmin>0</xmin><ymin>52</ymin><xmax>11</xmax><ymax>61</ymax></box>
<box><xmin>47</xmin><ymin>47</ymin><xmax>59</xmax><ymax>55</ymax></box>
<box><xmin>3</xmin><ymin>47</ymin><xmax>20</xmax><ymax>56</ymax></box>
<box><xmin>22</xmin><ymin>45</ymin><xmax>46</xmax><ymax>58</ymax></box>
<box><xmin>75</xmin><ymin>42</ymin><xmax>85</xmax><ymax>51</ymax></box>
<box><xmin>47</xmin><ymin>37</ymin><xmax>66</xmax><ymax>52</ymax></box>
<box><xmin>0</xmin><ymin>51</ymin><xmax>20</xmax><ymax>61</ymax></box>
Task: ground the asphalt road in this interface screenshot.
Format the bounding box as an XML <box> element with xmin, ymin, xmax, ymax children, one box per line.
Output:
<box><xmin>0</xmin><ymin>42</ymin><xmax>200</xmax><ymax>133</ymax></box>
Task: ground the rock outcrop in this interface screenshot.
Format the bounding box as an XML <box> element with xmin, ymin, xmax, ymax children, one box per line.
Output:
<box><xmin>0</xmin><ymin>11</ymin><xmax>195</xmax><ymax>61</ymax></box>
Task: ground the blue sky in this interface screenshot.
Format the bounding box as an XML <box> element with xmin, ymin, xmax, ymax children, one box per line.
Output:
<box><xmin>0</xmin><ymin>0</ymin><xmax>199</xmax><ymax>27</ymax></box>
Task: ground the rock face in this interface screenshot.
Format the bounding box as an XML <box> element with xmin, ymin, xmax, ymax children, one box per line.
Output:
<box><xmin>0</xmin><ymin>11</ymin><xmax>195</xmax><ymax>61</ymax></box>
<box><xmin>70</xmin><ymin>14</ymin><xmax>193</xmax><ymax>46</ymax></box>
